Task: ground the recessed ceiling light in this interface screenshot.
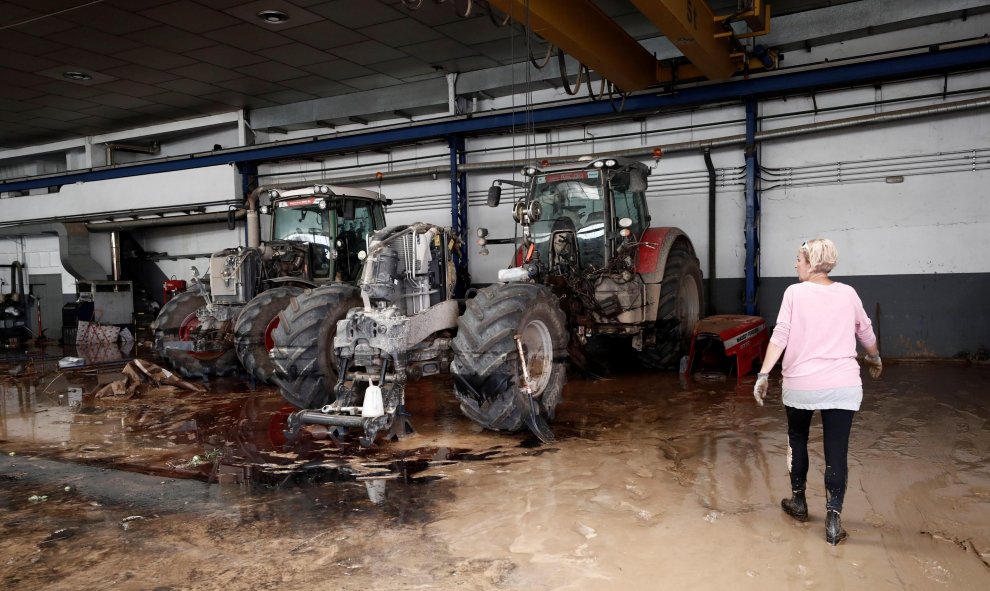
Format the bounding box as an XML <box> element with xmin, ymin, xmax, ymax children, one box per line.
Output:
<box><xmin>62</xmin><ymin>71</ymin><xmax>92</xmax><ymax>81</ymax></box>
<box><xmin>257</xmin><ymin>9</ymin><xmax>289</xmax><ymax>24</ymax></box>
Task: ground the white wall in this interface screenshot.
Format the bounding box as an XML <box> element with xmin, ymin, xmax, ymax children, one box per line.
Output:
<box><xmin>0</xmin><ymin>235</ymin><xmax>77</xmax><ymax>294</ymax></box>
<box><xmin>0</xmin><ymin>164</ymin><xmax>242</xmax><ymax>225</ymax></box>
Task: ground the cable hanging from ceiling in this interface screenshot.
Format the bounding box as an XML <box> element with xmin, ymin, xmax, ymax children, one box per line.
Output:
<box><xmin>399</xmin><ymin>0</ymin><xmax>626</xmax><ymax>112</ymax></box>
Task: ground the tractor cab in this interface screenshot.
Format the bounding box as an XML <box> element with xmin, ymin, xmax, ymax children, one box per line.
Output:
<box><xmin>524</xmin><ymin>158</ymin><xmax>649</xmax><ymax>275</ymax></box>
<box><xmin>265</xmin><ymin>185</ymin><xmax>388</xmax><ymax>283</ymax></box>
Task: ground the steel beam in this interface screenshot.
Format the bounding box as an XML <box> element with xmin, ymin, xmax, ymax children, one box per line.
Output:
<box><xmin>2</xmin><ymin>44</ymin><xmax>988</xmax><ymax>194</ymax></box>
<box><xmin>743</xmin><ymin>99</ymin><xmax>760</xmax><ymax>316</ymax></box>
<box><xmin>448</xmin><ymin>134</ymin><xmax>469</xmax><ymax>296</ymax></box>
<box><xmin>487</xmin><ymin>0</ymin><xmax>657</xmax><ymax>92</ymax></box>
<box><xmin>629</xmin><ymin>0</ymin><xmax>736</xmax><ymax>81</ymax></box>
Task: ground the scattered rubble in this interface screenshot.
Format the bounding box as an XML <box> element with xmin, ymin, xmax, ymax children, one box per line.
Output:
<box><xmin>92</xmin><ymin>359</ymin><xmax>205</xmax><ymax>399</ymax></box>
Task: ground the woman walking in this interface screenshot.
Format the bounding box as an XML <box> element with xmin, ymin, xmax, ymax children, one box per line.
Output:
<box><xmin>753</xmin><ymin>238</ymin><xmax>882</xmax><ymax>545</ymax></box>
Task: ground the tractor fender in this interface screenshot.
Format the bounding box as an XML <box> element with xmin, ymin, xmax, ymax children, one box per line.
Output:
<box><xmin>634</xmin><ymin>227</ymin><xmax>696</xmax><ymax>322</ymax></box>
<box><xmin>266</xmin><ymin>276</ymin><xmax>317</xmax><ymax>290</ymax></box>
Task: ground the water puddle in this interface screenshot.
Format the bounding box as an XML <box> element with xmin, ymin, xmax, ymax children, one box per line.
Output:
<box><xmin>0</xmin><ymin>344</ymin><xmax>531</xmax><ymax>529</ymax></box>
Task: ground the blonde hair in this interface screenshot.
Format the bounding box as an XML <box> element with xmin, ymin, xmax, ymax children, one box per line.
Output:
<box><xmin>800</xmin><ymin>238</ymin><xmax>838</xmax><ymax>273</ymax></box>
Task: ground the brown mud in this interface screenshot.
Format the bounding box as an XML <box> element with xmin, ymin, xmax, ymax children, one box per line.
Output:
<box><xmin>1</xmin><ymin>345</ymin><xmax>987</xmax><ymax>590</ymax></box>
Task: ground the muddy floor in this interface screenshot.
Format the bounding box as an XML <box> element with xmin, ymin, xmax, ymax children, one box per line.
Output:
<box><xmin>0</xmin><ymin>346</ymin><xmax>987</xmax><ymax>591</ymax></box>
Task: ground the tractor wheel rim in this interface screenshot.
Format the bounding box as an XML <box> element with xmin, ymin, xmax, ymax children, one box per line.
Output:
<box><xmin>178</xmin><ymin>313</ymin><xmax>199</xmax><ymax>341</ymax></box>
<box><xmin>264</xmin><ymin>316</ymin><xmax>280</xmax><ymax>352</ymax></box>
<box><xmin>176</xmin><ymin>311</ymin><xmax>225</xmax><ymax>361</ymax></box>
<box><xmin>520</xmin><ymin>319</ymin><xmax>554</xmax><ymax>396</ymax></box>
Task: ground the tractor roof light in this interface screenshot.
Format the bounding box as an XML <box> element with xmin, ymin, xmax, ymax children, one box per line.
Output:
<box><xmin>317</xmin><ymin>199</ymin><xmax>327</xmax><ymax>210</ymax></box>
<box><xmin>267</xmin><ymin>189</ymin><xmax>280</xmax><ymax>199</ymax></box>
<box><xmin>592</xmin><ymin>160</ymin><xmax>605</xmax><ymax>168</ymax></box>
<box><xmin>313</xmin><ymin>184</ymin><xmax>331</xmax><ymax>195</ymax></box>
<box><xmin>523</xmin><ymin>166</ymin><xmax>541</xmax><ymax>176</ymax></box>
<box><xmin>604</xmin><ymin>159</ymin><xmax>617</xmax><ymax>167</ymax></box>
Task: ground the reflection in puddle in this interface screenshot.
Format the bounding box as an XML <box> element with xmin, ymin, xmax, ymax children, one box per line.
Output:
<box><xmin>1</xmin><ymin>353</ymin><xmax>519</xmax><ymax>517</ymax></box>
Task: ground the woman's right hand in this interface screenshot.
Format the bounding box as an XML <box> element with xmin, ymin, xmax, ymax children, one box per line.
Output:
<box><xmin>753</xmin><ymin>373</ymin><xmax>769</xmax><ymax>406</ymax></box>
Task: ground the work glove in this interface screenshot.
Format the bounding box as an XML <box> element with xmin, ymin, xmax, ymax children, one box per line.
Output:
<box><xmin>753</xmin><ymin>373</ymin><xmax>769</xmax><ymax>406</ymax></box>
<box><xmin>864</xmin><ymin>353</ymin><xmax>882</xmax><ymax>379</ymax></box>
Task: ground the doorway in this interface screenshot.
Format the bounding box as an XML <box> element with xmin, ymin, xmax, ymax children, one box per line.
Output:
<box><xmin>29</xmin><ymin>274</ymin><xmax>63</xmax><ymax>343</ymax></box>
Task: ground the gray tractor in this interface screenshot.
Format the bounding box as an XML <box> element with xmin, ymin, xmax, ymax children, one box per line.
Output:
<box><xmin>151</xmin><ymin>184</ymin><xmax>388</xmax><ymax>380</ymax></box>
<box><xmin>271</xmin><ymin>222</ymin><xmax>462</xmax><ymax>446</ymax></box>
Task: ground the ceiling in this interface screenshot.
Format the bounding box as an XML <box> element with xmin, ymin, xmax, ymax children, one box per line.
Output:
<box><xmin>0</xmin><ymin>0</ymin><xmax>955</xmax><ymax>151</ymax></box>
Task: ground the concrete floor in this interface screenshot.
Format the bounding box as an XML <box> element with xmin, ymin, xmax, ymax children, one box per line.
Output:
<box><xmin>1</xmin><ymin>347</ymin><xmax>988</xmax><ymax>591</ymax></box>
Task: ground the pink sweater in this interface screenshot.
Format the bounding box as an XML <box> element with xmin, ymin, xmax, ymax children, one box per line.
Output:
<box><xmin>770</xmin><ymin>281</ymin><xmax>877</xmax><ymax>391</ymax></box>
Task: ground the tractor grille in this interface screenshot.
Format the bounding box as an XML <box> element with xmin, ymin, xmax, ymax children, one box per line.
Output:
<box><xmin>398</xmin><ymin>231</ymin><xmax>420</xmax><ymax>275</ymax></box>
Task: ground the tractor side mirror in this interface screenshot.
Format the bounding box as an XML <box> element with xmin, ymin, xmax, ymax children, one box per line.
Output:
<box><xmin>487</xmin><ymin>185</ymin><xmax>501</xmax><ymax>207</ymax></box>
<box><xmin>629</xmin><ymin>170</ymin><xmax>648</xmax><ymax>193</ymax></box>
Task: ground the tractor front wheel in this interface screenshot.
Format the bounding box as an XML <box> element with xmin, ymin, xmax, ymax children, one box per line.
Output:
<box><xmin>234</xmin><ymin>286</ymin><xmax>304</xmax><ymax>383</ymax></box>
<box><xmin>451</xmin><ymin>283</ymin><xmax>568</xmax><ymax>442</ymax></box>
<box><xmin>269</xmin><ymin>285</ymin><xmax>361</xmax><ymax>409</ymax></box>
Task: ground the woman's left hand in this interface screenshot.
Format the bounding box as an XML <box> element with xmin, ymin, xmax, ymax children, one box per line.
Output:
<box><xmin>864</xmin><ymin>354</ymin><xmax>882</xmax><ymax>379</ymax></box>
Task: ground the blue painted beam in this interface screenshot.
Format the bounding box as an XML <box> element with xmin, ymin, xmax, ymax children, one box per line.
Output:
<box><xmin>3</xmin><ymin>44</ymin><xmax>989</xmax><ymax>193</ymax></box>
<box><xmin>448</xmin><ymin>134</ymin><xmax>469</xmax><ymax>296</ymax></box>
<box><xmin>743</xmin><ymin>99</ymin><xmax>760</xmax><ymax>316</ymax></box>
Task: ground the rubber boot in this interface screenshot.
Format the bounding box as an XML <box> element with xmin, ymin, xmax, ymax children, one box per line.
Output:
<box><xmin>825</xmin><ymin>509</ymin><xmax>848</xmax><ymax>545</ymax></box>
<box><xmin>781</xmin><ymin>491</ymin><xmax>809</xmax><ymax>522</ymax></box>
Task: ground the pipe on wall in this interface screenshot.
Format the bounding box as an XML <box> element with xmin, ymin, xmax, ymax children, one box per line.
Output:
<box><xmin>703</xmin><ymin>148</ymin><xmax>716</xmax><ymax>315</ymax></box>
<box><xmin>268</xmin><ymin>94</ymin><xmax>990</xmax><ymax>188</ymax></box>
<box><xmin>110</xmin><ymin>231</ymin><xmax>121</xmax><ymax>281</ymax></box>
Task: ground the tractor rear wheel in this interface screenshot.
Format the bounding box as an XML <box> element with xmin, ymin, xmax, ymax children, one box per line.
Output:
<box><xmin>269</xmin><ymin>284</ymin><xmax>361</xmax><ymax>409</ymax></box>
<box><xmin>234</xmin><ymin>286</ymin><xmax>304</xmax><ymax>383</ymax></box>
<box><xmin>151</xmin><ymin>290</ymin><xmax>239</xmax><ymax>378</ymax></box>
<box><xmin>639</xmin><ymin>248</ymin><xmax>704</xmax><ymax>370</ymax></box>
<box><xmin>451</xmin><ymin>283</ymin><xmax>568</xmax><ymax>442</ymax></box>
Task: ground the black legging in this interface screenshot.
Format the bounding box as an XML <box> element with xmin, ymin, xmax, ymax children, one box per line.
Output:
<box><xmin>785</xmin><ymin>406</ymin><xmax>855</xmax><ymax>512</ymax></box>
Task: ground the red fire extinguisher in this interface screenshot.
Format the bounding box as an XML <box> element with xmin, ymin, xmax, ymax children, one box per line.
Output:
<box><xmin>163</xmin><ymin>277</ymin><xmax>187</xmax><ymax>304</ymax></box>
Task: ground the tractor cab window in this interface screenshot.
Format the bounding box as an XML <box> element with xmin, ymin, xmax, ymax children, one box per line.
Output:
<box><xmin>609</xmin><ymin>172</ymin><xmax>648</xmax><ymax>238</ymax></box>
<box><xmin>272</xmin><ymin>198</ymin><xmax>334</xmax><ymax>278</ymax></box>
<box><xmin>334</xmin><ymin>200</ymin><xmax>380</xmax><ymax>282</ymax></box>
<box><xmin>272</xmin><ymin>199</ymin><xmax>333</xmax><ymax>245</ymax></box>
<box><xmin>529</xmin><ymin>170</ymin><xmax>607</xmax><ymax>270</ymax></box>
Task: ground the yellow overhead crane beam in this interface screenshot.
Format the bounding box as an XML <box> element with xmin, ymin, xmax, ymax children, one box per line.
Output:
<box><xmin>629</xmin><ymin>0</ymin><xmax>736</xmax><ymax>80</ymax></box>
<box><xmin>486</xmin><ymin>0</ymin><xmax>658</xmax><ymax>92</ymax></box>
<box><xmin>488</xmin><ymin>0</ymin><xmax>774</xmax><ymax>92</ymax></box>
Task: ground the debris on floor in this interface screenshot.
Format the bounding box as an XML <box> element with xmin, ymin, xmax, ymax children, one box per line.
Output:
<box><xmin>92</xmin><ymin>358</ymin><xmax>205</xmax><ymax>399</ymax></box>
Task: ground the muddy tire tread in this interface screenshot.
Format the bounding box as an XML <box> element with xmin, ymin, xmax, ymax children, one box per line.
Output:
<box><xmin>270</xmin><ymin>284</ymin><xmax>361</xmax><ymax>409</ymax></box>
<box><xmin>233</xmin><ymin>286</ymin><xmax>304</xmax><ymax>383</ymax></box>
<box><xmin>451</xmin><ymin>283</ymin><xmax>568</xmax><ymax>433</ymax></box>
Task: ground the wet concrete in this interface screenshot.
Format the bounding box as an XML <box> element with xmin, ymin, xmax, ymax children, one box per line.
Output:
<box><xmin>1</xmin><ymin>345</ymin><xmax>988</xmax><ymax>590</ymax></box>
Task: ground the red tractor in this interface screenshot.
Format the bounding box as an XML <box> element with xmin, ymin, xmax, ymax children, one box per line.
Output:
<box><xmin>457</xmin><ymin>156</ymin><xmax>704</xmax><ymax>440</ymax></box>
